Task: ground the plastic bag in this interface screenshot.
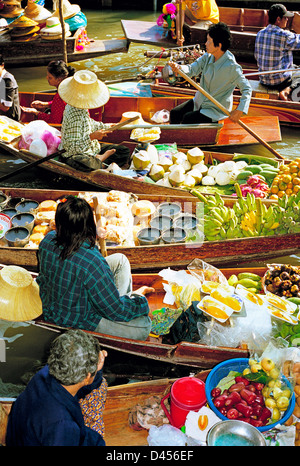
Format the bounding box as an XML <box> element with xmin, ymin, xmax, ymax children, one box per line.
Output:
<box><xmin>151</xmin><ymin>109</ymin><xmax>170</xmax><ymax>124</ymax></box>
<box><xmin>19</xmin><ymin>121</ymin><xmax>61</xmax><ymax>156</ymax></box>
<box><xmin>187</xmin><ymin>258</ymin><xmax>228</xmax><ymax>286</ymax></box>
<box><xmin>147</xmin><ymin>424</ymin><xmax>187</xmax><ymax>446</ymax></box>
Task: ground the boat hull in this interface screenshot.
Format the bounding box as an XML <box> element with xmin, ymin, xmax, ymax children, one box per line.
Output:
<box><xmin>0</xmin><ymin>187</ymin><xmax>297</xmax><ymax>272</ymax></box>
<box><xmin>0</xmin><ymin>28</ymin><xmax>129</xmax><ymax>67</ymax></box>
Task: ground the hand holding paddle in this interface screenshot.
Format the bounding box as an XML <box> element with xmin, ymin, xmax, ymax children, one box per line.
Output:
<box><xmin>168</xmin><ymin>62</ymin><xmax>284</xmax><ymax>160</ymax></box>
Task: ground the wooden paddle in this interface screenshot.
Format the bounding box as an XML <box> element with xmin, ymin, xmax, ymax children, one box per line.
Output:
<box><xmin>0</xmin><ymin>146</ymin><xmax>66</xmax><ymax>183</ymax></box>
<box><xmin>171</xmin><ymin>64</ymin><xmax>285</xmax><ymax>160</ymax></box>
<box><xmin>92</xmin><ymin>195</ymin><xmax>107</xmax><ymax>257</ymax></box>
<box><xmin>0</xmin><ymin>115</ymin><xmax>140</xmax><ymax>183</ymax></box>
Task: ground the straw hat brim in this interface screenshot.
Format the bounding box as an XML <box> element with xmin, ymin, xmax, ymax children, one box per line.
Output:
<box><xmin>41</xmin><ymin>31</ymin><xmax>71</xmax><ymax>40</ymax></box>
<box><xmin>58</xmin><ymin>72</ymin><xmax>110</xmax><ymax>109</ymax></box>
<box><xmin>1</xmin><ymin>8</ymin><xmax>24</xmax><ymax>17</ymax></box>
<box><xmin>0</xmin><ymin>266</ymin><xmax>42</xmax><ymax>321</ymax></box>
<box><xmin>10</xmin><ymin>25</ymin><xmax>40</xmax><ymax>35</ymax></box>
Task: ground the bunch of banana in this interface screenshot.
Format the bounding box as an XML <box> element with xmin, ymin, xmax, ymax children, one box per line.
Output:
<box><xmin>191</xmin><ymin>190</ymin><xmax>242</xmax><ymax>241</ymax></box>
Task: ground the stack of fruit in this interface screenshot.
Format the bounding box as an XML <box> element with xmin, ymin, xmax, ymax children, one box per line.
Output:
<box><xmin>210</xmin><ymin>358</ymin><xmax>293</xmax><ymax>428</ymax></box>
<box><xmin>269</xmin><ymin>158</ymin><xmax>300</xmax><ymax>200</ymax></box>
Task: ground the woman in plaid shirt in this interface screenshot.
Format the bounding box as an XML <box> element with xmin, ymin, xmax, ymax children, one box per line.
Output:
<box><xmin>255</xmin><ymin>4</ymin><xmax>300</xmax><ymax>101</ymax></box>
<box><xmin>37</xmin><ymin>196</ymin><xmax>153</xmax><ymax>341</ymax></box>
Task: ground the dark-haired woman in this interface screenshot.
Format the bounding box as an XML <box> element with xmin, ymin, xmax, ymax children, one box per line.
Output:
<box><xmin>169</xmin><ymin>22</ymin><xmax>252</xmax><ymax>124</ymax></box>
<box><xmin>36</xmin><ymin>196</ymin><xmax>153</xmax><ymax>341</ymax></box>
<box><xmin>21</xmin><ymin>60</ymin><xmax>76</xmax><ymax>124</ymax></box>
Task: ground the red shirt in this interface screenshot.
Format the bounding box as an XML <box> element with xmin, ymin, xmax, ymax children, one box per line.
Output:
<box><xmin>37</xmin><ymin>92</ymin><xmax>66</xmax><ymax>124</ymax></box>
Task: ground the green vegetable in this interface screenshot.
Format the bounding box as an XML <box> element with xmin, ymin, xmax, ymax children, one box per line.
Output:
<box><xmin>287</xmin><ymin>297</ymin><xmax>300</xmax><ymax>305</ymax></box>
<box><xmin>237</xmin><ymin>272</ymin><xmax>261</xmax><ymax>282</ymax></box>
<box><xmin>247</xmin><ymin>165</ymin><xmax>263</xmax><ymax>174</ymax></box>
<box><xmin>232</xmin><ymin>153</ymin><xmax>280</xmax><ymax>167</ymax></box>
<box><xmin>244</xmin><ymin>370</ymin><xmax>270</xmax><ymax>384</ymax></box>
<box><xmin>228</xmin><ymin>274</ymin><xmax>239</xmax><ymax>286</ymax></box>
<box><xmin>237</xmin><ymin>278</ymin><xmax>261</xmax><ymax>289</ymax></box>
<box><xmin>236</xmin><ymin>170</ymin><xmax>253</xmax><ymax>180</ymax></box>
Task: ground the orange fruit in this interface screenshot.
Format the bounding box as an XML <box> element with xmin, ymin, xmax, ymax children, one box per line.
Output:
<box><xmin>293</xmin><ymin>177</ymin><xmax>300</xmax><ymax>185</ymax></box>
<box><xmin>282</xmin><ymin>174</ymin><xmax>292</xmax><ymax>184</ymax></box>
<box><xmin>285</xmin><ymin>189</ymin><xmax>293</xmax><ymax>196</ymax></box>
<box><xmin>271</xmin><ymin>185</ymin><xmax>279</xmax><ymax>194</ymax></box>
<box><xmin>293</xmin><ymin>185</ymin><xmax>300</xmax><ymax>194</ymax></box>
<box><xmin>278</xmin><ymin>181</ymin><xmax>287</xmax><ymax>191</ymax></box>
<box><xmin>277</xmin><ymin>191</ymin><xmax>285</xmax><ymax>198</ymax></box>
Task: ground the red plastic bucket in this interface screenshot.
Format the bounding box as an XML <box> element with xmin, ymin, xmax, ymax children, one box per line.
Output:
<box><xmin>161</xmin><ymin>377</ymin><xmax>206</xmax><ymax>428</ymax></box>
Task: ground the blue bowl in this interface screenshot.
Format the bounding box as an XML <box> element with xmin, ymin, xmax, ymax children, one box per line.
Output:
<box><xmin>205</xmin><ymin>358</ymin><xmax>295</xmax><ymax>432</ymax></box>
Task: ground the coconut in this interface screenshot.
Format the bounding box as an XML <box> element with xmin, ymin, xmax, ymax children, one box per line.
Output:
<box><xmin>175</xmin><ymin>159</ymin><xmax>192</xmax><ymax>173</ymax></box>
<box><xmin>132</xmin><ymin>151</ymin><xmax>152</xmax><ymax>170</ymax></box>
<box><xmin>193</xmin><ymin>163</ymin><xmax>208</xmax><ymax>175</ymax></box>
<box><xmin>146</xmin><ymin>144</ymin><xmax>159</xmax><ymax>164</ymax></box>
<box><xmin>187</xmin><ymin>168</ymin><xmax>203</xmax><ymax>184</ymax></box>
<box><xmin>183</xmin><ymin>173</ymin><xmax>196</xmax><ymax>188</ymax></box>
<box><xmin>172</xmin><ymin>151</ymin><xmax>188</xmax><ymax>164</ymax></box>
<box><xmin>168</xmin><ymin>166</ymin><xmax>186</xmax><ymax>187</ymax></box>
<box><xmin>149</xmin><ymin>164</ymin><xmax>165</xmax><ymax>182</ymax></box>
<box><xmin>158</xmin><ymin>156</ymin><xmax>173</xmax><ymax>172</ymax></box>
<box><xmin>156</xmin><ymin>173</ymin><xmax>172</xmax><ymax>187</ymax></box>
<box><xmin>187</xmin><ymin>147</ymin><xmax>204</xmax><ymax>165</ymax></box>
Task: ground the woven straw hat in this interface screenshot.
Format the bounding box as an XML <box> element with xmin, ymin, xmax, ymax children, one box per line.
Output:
<box><xmin>58</xmin><ymin>70</ymin><xmax>110</xmax><ymax>109</ymax></box>
<box><xmin>24</xmin><ymin>0</ymin><xmax>52</xmax><ymax>22</ymax></box>
<box><xmin>40</xmin><ymin>16</ymin><xmax>70</xmax><ymax>35</ymax></box>
<box><xmin>1</xmin><ymin>4</ymin><xmax>24</xmax><ymax>17</ymax></box>
<box><xmin>52</xmin><ymin>0</ymin><xmax>80</xmax><ymax>19</ymax></box>
<box><xmin>9</xmin><ymin>15</ymin><xmax>38</xmax><ymax>27</ymax></box>
<box><xmin>0</xmin><ymin>265</ymin><xmax>42</xmax><ymax>321</ymax></box>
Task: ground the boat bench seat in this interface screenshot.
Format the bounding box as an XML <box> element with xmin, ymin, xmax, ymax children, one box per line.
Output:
<box><xmin>249</xmin><ymin>80</ymin><xmax>279</xmax><ymax>99</ymax></box>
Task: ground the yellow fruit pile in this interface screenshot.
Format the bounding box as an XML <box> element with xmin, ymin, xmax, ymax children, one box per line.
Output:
<box><xmin>269</xmin><ymin>159</ymin><xmax>300</xmax><ymax>200</ymax></box>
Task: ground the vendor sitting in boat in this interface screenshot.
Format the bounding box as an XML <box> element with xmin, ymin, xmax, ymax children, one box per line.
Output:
<box><xmin>21</xmin><ymin>60</ymin><xmax>76</xmax><ymax>124</ymax></box>
<box><xmin>57</xmin><ymin>69</ymin><xmax>131</xmax><ymax>170</ymax></box>
<box><xmin>6</xmin><ymin>329</ymin><xmax>108</xmax><ymax>446</ymax></box>
<box><xmin>168</xmin><ymin>22</ymin><xmax>252</xmax><ymax>124</ymax></box>
<box><xmin>254</xmin><ymin>3</ymin><xmax>300</xmax><ymax>101</ymax></box>
<box><xmin>36</xmin><ymin>195</ymin><xmax>154</xmax><ymax>340</ymax></box>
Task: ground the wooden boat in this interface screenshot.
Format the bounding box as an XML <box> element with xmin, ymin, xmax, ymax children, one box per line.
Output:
<box><xmin>0</xmin><ymin>27</ymin><xmax>129</xmax><ymax>67</ymax></box>
<box><xmin>19</xmin><ymin>92</ymin><xmax>282</xmax><ymax>148</ymax></box>
<box><xmin>35</xmin><ymin>266</ymin><xmax>271</xmax><ymax>369</ymax></box>
<box><xmin>0</xmin><ymin>372</ymin><xmax>210</xmax><ymax>446</ymax></box>
<box><xmin>121</xmin><ymin>6</ymin><xmax>300</xmax><ymax>66</ymax></box>
<box><xmin>1</xmin><ymin>184</ymin><xmax>299</xmax><ymax>272</ymax></box>
<box><xmin>150</xmin><ymin>82</ymin><xmax>300</xmax><ymax>127</ymax></box>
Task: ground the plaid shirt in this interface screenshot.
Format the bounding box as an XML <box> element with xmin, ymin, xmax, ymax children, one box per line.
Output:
<box><xmin>255</xmin><ymin>24</ymin><xmax>300</xmax><ymax>86</ymax></box>
<box><xmin>59</xmin><ymin>104</ymin><xmax>108</xmax><ymax>158</ymax></box>
<box><xmin>36</xmin><ymin>231</ymin><xmax>149</xmax><ymax>331</ymax></box>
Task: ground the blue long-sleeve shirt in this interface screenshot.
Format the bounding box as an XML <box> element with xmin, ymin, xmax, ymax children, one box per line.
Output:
<box><xmin>6</xmin><ymin>366</ymin><xmax>105</xmax><ymax>446</ymax></box>
<box><xmin>36</xmin><ymin>230</ymin><xmax>149</xmax><ymax>331</ymax></box>
<box><xmin>180</xmin><ymin>50</ymin><xmax>252</xmax><ymax>121</ymax></box>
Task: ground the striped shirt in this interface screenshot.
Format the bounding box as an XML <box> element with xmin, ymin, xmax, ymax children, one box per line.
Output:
<box><xmin>59</xmin><ymin>104</ymin><xmax>108</xmax><ymax>159</ymax></box>
<box><xmin>36</xmin><ymin>230</ymin><xmax>149</xmax><ymax>331</ymax></box>
<box><xmin>255</xmin><ymin>24</ymin><xmax>300</xmax><ymax>86</ymax></box>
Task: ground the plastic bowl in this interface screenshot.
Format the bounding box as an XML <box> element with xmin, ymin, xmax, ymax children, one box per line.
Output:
<box><xmin>205</xmin><ymin>358</ymin><xmax>295</xmax><ymax>432</ymax></box>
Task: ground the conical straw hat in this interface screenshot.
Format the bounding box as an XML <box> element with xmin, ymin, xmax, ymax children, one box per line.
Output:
<box><xmin>0</xmin><ymin>265</ymin><xmax>42</xmax><ymax>321</ymax></box>
<box><xmin>58</xmin><ymin>70</ymin><xmax>110</xmax><ymax>109</ymax></box>
<box><xmin>52</xmin><ymin>0</ymin><xmax>80</xmax><ymax>19</ymax></box>
<box><xmin>24</xmin><ymin>0</ymin><xmax>51</xmax><ymax>22</ymax></box>
<box><xmin>9</xmin><ymin>15</ymin><xmax>38</xmax><ymax>27</ymax></box>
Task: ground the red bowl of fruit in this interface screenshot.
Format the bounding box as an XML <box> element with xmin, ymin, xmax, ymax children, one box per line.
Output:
<box><xmin>205</xmin><ymin>358</ymin><xmax>295</xmax><ymax>432</ymax></box>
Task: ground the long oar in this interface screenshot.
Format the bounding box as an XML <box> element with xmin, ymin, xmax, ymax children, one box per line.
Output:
<box><xmin>172</xmin><ymin>64</ymin><xmax>284</xmax><ymax>159</ymax></box>
<box><xmin>244</xmin><ymin>68</ymin><xmax>299</xmax><ymax>78</ymax></box>
<box><xmin>0</xmin><ymin>116</ymin><xmax>140</xmax><ymax>183</ymax></box>
<box><xmin>93</xmin><ymin>196</ymin><xmax>107</xmax><ymax>257</ymax></box>
<box><xmin>0</xmin><ymin>146</ymin><xmax>66</xmax><ymax>183</ymax></box>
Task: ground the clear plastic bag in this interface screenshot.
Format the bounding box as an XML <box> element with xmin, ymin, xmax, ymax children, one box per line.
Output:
<box><xmin>19</xmin><ymin>121</ymin><xmax>61</xmax><ymax>156</ymax></box>
<box><xmin>147</xmin><ymin>425</ymin><xmax>187</xmax><ymax>446</ymax></box>
<box><xmin>151</xmin><ymin>109</ymin><xmax>170</xmax><ymax>124</ymax></box>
